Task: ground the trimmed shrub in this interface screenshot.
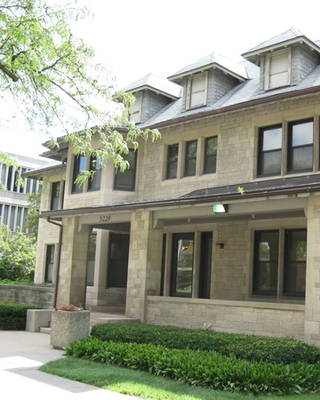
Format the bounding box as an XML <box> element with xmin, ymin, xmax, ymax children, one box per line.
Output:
<box><xmin>91</xmin><ymin>323</ymin><xmax>320</xmax><ymax>364</ymax></box>
<box><xmin>65</xmin><ymin>337</ymin><xmax>320</xmax><ymax>395</ymax></box>
<box><xmin>0</xmin><ymin>303</ymin><xmax>41</xmax><ymax>330</ymax></box>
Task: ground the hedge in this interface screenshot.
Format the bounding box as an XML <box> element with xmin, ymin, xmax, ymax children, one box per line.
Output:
<box><xmin>65</xmin><ymin>337</ymin><xmax>320</xmax><ymax>395</ymax></box>
<box><xmin>91</xmin><ymin>323</ymin><xmax>320</xmax><ymax>364</ymax></box>
<box><xmin>0</xmin><ymin>303</ymin><xmax>41</xmax><ymax>330</ymax></box>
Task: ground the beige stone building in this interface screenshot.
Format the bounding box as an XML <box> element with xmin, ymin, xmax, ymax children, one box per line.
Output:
<box><xmin>25</xmin><ymin>28</ymin><xmax>320</xmax><ymax>345</ymax></box>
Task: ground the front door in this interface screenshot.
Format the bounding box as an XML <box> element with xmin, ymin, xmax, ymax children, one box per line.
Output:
<box><xmin>107</xmin><ymin>233</ymin><xmax>130</xmax><ymax>288</ymax></box>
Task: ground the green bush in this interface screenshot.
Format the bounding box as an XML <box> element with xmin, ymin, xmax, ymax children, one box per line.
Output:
<box><xmin>91</xmin><ymin>323</ymin><xmax>320</xmax><ymax>364</ymax></box>
<box><xmin>0</xmin><ymin>303</ymin><xmax>41</xmax><ymax>330</ymax></box>
<box><xmin>0</xmin><ymin>224</ymin><xmax>36</xmax><ymax>281</ymax></box>
<box><xmin>65</xmin><ymin>337</ymin><xmax>320</xmax><ymax>395</ymax></box>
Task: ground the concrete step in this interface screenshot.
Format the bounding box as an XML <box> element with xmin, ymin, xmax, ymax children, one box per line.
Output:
<box><xmin>39</xmin><ymin>327</ymin><xmax>51</xmax><ymax>334</ymax></box>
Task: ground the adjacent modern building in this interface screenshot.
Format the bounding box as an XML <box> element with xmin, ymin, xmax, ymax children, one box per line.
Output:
<box><xmin>0</xmin><ymin>153</ymin><xmax>48</xmax><ymax>232</ymax></box>
<box><xmin>25</xmin><ymin>28</ymin><xmax>320</xmax><ymax>345</ymax></box>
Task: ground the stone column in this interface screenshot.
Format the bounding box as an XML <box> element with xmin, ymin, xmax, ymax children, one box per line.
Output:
<box><xmin>56</xmin><ymin>217</ymin><xmax>90</xmax><ymax>308</ymax></box>
<box><xmin>126</xmin><ymin>211</ymin><xmax>163</xmax><ymax>322</ymax></box>
<box><xmin>305</xmin><ymin>194</ymin><xmax>320</xmax><ymax>345</ymax></box>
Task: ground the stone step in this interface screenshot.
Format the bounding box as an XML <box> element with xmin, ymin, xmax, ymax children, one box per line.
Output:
<box><xmin>39</xmin><ymin>327</ymin><xmax>51</xmax><ymax>334</ymax></box>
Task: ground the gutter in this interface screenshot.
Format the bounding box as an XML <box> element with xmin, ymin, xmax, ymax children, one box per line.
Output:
<box><xmin>46</xmin><ymin>217</ymin><xmax>63</xmax><ymax>309</ymax></box>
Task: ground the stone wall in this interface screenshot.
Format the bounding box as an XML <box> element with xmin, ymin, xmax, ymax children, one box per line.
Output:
<box><xmin>146</xmin><ymin>296</ymin><xmax>305</xmax><ymax>341</ymax></box>
<box><xmin>0</xmin><ymin>284</ymin><xmax>54</xmax><ymax>308</ymax></box>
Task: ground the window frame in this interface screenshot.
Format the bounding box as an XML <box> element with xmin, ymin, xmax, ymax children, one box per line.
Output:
<box><xmin>71</xmin><ymin>154</ymin><xmax>87</xmax><ymax>194</ymax></box>
<box><xmin>258</xmin><ymin>124</ymin><xmax>283</xmax><ymax>177</ymax></box>
<box><xmin>287</xmin><ymin>119</ymin><xmax>314</xmax><ymax>174</ymax></box>
<box><xmin>203</xmin><ymin>136</ymin><xmax>217</xmax><ymax>174</ymax></box>
<box><xmin>88</xmin><ymin>156</ymin><xmax>101</xmax><ymax>191</ymax></box>
<box><xmin>184</xmin><ymin>140</ymin><xmax>197</xmax><ymax>177</ymax></box>
<box><xmin>265</xmin><ymin>48</ymin><xmax>291</xmax><ymax>91</ymax></box>
<box><xmin>166</xmin><ymin>144</ymin><xmax>179</xmax><ymax>180</ymax></box>
<box><xmin>187</xmin><ymin>72</ymin><xmax>208</xmax><ymax>109</ymax></box>
<box><xmin>114</xmin><ymin>149</ymin><xmax>137</xmax><ymax>191</ymax></box>
<box><xmin>45</xmin><ymin>244</ymin><xmax>55</xmax><ymax>284</ymax></box>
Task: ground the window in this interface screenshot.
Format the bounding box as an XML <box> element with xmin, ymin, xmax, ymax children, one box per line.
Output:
<box><xmin>188</xmin><ymin>73</ymin><xmax>207</xmax><ymax>109</ymax></box>
<box><xmin>185</xmin><ymin>140</ymin><xmax>197</xmax><ymax>176</ymax></box>
<box><xmin>72</xmin><ymin>155</ymin><xmax>86</xmax><ymax>193</ymax></box>
<box><xmin>253</xmin><ymin>230</ymin><xmax>279</xmax><ymax>295</ymax></box>
<box><xmin>265</xmin><ymin>49</ymin><xmax>291</xmax><ymax>90</ymax></box>
<box><xmin>107</xmin><ymin>233</ymin><xmax>129</xmax><ymax>287</ymax></box>
<box><xmin>86</xmin><ymin>234</ymin><xmax>96</xmax><ymax>286</ymax></box>
<box><xmin>253</xmin><ymin>229</ymin><xmax>306</xmax><ymax>298</ymax></box>
<box><xmin>51</xmin><ymin>182</ymin><xmax>60</xmax><ymax>210</ymax></box>
<box><xmin>258</xmin><ymin>118</ymin><xmax>315</xmax><ymax>177</ymax></box>
<box><xmin>283</xmin><ymin>229</ymin><xmax>306</xmax><ymax>297</ymax></box>
<box><xmin>166</xmin><ymin>144</ymin><xmax>179</xmax><ymax>179</ymax></box>
<box><xmin>288</xmin><ymin>119</ymin><xmax>313</xmax><ymax>173</ymax></box>
<box><xmin>170</xmin><ymin>233</ymin><xmax>194</xmax><ymax>297</ymax></box>
<box><xmin>114</xmin><ymin>149</ymin><xmax>137</xmax><ymax>191</ymax></box>
<box><xmin>258</xmin><ymin>125</ymin><xmax>282</xmax><ymax>176</ymax></box>
<box><xmin>88</xmin><ymin>156</ymin><xmax>101</xmax><ymax>191</ymax></box>
<box><xmin>45</xmin><ymin>245</ymin><xmax>55</xmax><ymax>283</ymax></box>
<box><xmin>204</xmin><ymin>136</ymin><xmax>217</xmax><ymax>174</ymax></box>
<box><xmin>130</xmin><ymin>93</ymin><xmax>142</xmax><ymax>124</ymax></box>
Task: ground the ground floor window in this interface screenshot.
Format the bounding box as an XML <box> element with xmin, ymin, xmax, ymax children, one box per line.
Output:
<box><xmin>170</xmin><ymin>233</ymin><xmax>194</xmax><ymax>297</ymax></box>
<box><xmin>45</xmin><ymin>244</ymin><xmax>55</xmax><ymax>283</ymax></box>
<box><xmin>253</xmin><ymin>229</ymin><xmax>306</xmax><ymax>298</ymax></box>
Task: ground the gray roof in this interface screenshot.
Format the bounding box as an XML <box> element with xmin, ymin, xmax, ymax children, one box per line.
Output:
<box><xmin>122</xmin><ymin>73</ymin><xmax>182</xmax><ymax>99</ymax></box>
<box><xmin>168</xmin><ymin>52</ymin><xmax>248</xmax><ymax>82</ymax></box>
<box><xmin>135</xmin><ymin>29</ymin><xmax>320</xmax><ymax>129</ymax></box>
<box><xmin>242</xmin><ymin>27</ymin><xmax>320</xmax><ymax>64</ymax></box>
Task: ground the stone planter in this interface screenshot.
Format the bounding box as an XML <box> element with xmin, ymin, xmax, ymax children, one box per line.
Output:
<box><xmin>50</xmin><ymin>310</ymin><xmax>90</xmax><ymax>349</ymax></box>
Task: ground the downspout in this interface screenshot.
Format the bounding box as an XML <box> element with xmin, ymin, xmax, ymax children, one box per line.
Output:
<box><xmin>46</xmin><ymin>217</ymin><xmax>63</xmax><ymax>309</ymax></box>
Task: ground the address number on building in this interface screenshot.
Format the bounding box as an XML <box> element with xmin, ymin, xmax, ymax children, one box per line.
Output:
<box><xmin>99</xmin><ymin>215</ymin><xmax>111</xmax><ymax>222</ymax></box>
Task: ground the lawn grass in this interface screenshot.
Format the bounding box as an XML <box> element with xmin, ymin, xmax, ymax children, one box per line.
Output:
<box><xmin>40</xmin><ymin>357</ymin><xmax>319</xmax><ymax>400</ymax></box>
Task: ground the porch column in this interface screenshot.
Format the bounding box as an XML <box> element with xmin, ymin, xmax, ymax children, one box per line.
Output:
<box><xmin>126</xmin><ymin>211</ymin><xmax>163</xmax><ymax>322</ymax></box>
<box><xmin>56</xmin><ymin>216</ymin><xmax>90</xmax><ymax>308</ymax></box>
<box><xmin>305</xmin><ymin>194</ymin><xmax>320</xmax><ymax>345</ymax></box>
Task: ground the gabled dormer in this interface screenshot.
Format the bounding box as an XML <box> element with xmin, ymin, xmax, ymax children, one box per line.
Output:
<box><xmin>167</xmin><ymin>52</ymin><xmax>248</xmax><ymax>112</ymax></box>
<box><xmin>122</xmin><ymin>73</ymin><xmax>181</xmax><ymax>125</ymax></box>
<box><xmin>242</xmin><ymin>28</ymin><xmax>320</xmax><ymax>92</ymax></box>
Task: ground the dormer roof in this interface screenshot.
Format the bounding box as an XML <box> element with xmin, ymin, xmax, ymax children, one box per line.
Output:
<box><xmin>168</xmin><ymin>52</ymin><xmax>248</xmax><ymax>82</ymax></box>
<box><xmin>242</xmin><ymin>28</ymin><xmax>320</xmax><ymax>65</ymax></box>
<box><xmin>122</xmin><ymin>73</ymin><xmax>181</xmax><ymax>100</ymax></box>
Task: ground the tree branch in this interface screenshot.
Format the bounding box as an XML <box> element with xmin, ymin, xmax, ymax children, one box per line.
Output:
<box><xmin>0</xmin><ymin>59</ymin><xmax>19</xmax><ymax>81</ymax></box>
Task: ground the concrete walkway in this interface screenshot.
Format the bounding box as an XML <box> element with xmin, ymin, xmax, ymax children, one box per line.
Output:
<box><xmin>0</xmin><ymin>331</ymin><xmax>137</xmax><ymax>399</ymax></box>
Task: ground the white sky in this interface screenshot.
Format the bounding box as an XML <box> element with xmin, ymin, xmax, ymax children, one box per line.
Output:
<box><xmin>1</xmin><ymin>0</ymin><xmax>320</xmax><ymax>158</ymax></box>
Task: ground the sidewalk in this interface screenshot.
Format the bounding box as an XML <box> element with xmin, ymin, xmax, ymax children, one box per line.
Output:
<box><xmin>0</xmin><ymin>331</ymin><xmax>135</xmax><ymax>399</ymax></box>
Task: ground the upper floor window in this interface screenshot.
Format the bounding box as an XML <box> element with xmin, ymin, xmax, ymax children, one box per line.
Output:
<box><xmin>166</xmin><ymin>144</ymin><xmax>179</xmax><ymax>179</ymax></box>
<box><xmin>288</xmin><ymin>119</ymin><xmax>313</xmax><ymax>173</ymax></box>
<box><xmin>265</xmin><ymin>49</ymin><xmax>291</xmax><ymax>90</ymax></box>
<box><xmin>258</xmin><ymin>118</ymin><xmax>315</xmax><ymax>177</ymax></box>
<box><xmin>204</xmin><ymin>136</ymin><xmax>217</xmax><ymax>174</ymax></box>
<box><xmin>72</xmin><ymin>155</ymin><xmax>86</xmax><ymax>194</ymax></box>
<box><xmin>185</xmin><ymin>140</ymin><xmax>197</xmax><ymax>177</ymax></box>
<box><xmin>188</xmin><ymin>73</ymin><xmax>207</xmax><ymax>109</ymax></box>
<box><xmin>88</xmin><ymin>156</ymin><xmax>101</xmax><ymax>191</ymax></box>
<box><xmin>130</xmin><ymin>93</ymin><xmax>142</xmax><ymax>124</ymax></box>
<box><xmin>258</xmin><ymin>125</ymin><xmax>282</xmax><ymax>176</ymax></box>
<box><xmin>51</xmin><ymin>182</ymin><xmax>61</xmax><ymax>210</ymax></box>
<box><xmin>114</xmin><ymin>149</ymin><xmax>137</xmax><ymax>191</ymax></box>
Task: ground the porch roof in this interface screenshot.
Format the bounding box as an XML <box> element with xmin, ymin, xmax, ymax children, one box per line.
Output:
<box><xmin>39</xmin><ymin>174</ymin><xmax>320</xmax><ymax>220</ymax></box>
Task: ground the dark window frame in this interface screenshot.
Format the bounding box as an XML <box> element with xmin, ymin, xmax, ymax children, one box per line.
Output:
<box><xmin>287</xmin><ymin>119</ymin><xmax>314</xmax><ymax>174</ymax></box>
<box><xmin>71</xmin><ymin>155</ymin><xmax>86</xmax><ymax>194</ymax></box>
<box><xmin>166</xmin><ymin>144</ymin><xmax>179</xmax><ymax>179</ymax></box>
<box><xmin>203</xmin><ymin>136</ymin><xmax>217</xmax><ymax>174</ymax></box>
<box><xmin>114</xmin><ymin>149</ymin><xmax>137</xmax><ymax>191</ymax></box>
<box><xmin>258</xmin><ymin>124</ymin><xmax>282</xmax><ymax>177</ymax></box>
<box><xmin>50</xmin><ymin>182</ymin><xmax>60</xmax><ymax>210</ymax></box>
<box><xmin>184</xmin><ymin>140</ymin><xmax>197</xmax><ymax>177</ymax></box>
<box><xmin>88</xmin><ymin>156</ymin><xmax>101</xmax><ymax>191</ymax></box>
<box><xmin>45</xmin><ymin>244</ymin><xmax>55</xmax><ymax>284</ymax></box>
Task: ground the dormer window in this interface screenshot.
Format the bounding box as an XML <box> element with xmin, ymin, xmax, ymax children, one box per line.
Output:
<box><xmin>265</xmin><ymin>49</ymin><xmax>291</xmax><ymax>90</ymax></box>
<box><xmin>130</xmin><ymin>93</ymin><xmax>142</xmax><ymax>124</ymax></box>
<box><xmin>187</xmin><ymin>72</ymin><xmax>207</xmax><ymax>109</ymax></box>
